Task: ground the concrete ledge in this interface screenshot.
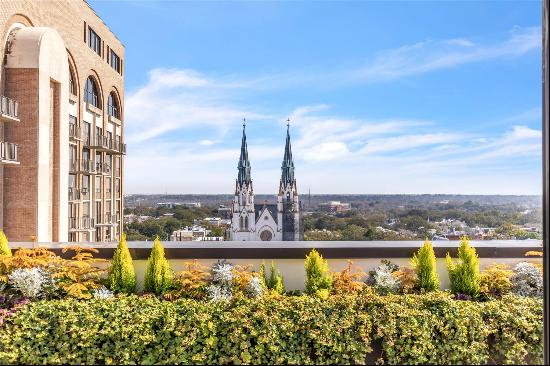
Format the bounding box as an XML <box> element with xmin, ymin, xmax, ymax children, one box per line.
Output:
<box><xmin>9</xmin><ymin>240</ymin><xmax>543</xmax><ymax>260</ymax></box>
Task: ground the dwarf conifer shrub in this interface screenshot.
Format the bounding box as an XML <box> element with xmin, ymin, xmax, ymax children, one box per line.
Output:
<box><xmin>144</xmin><ymin>237</ymin><xmax>172</xmax><ymax>295</ymax></box>
<box><xmin>412</xmin><ymin>240</ymin><xmax>439</xmax><ymax>291</ymax></box>
<box><xmin>107</xmin><ymin>233</ymin><xmax>136</xmax><ymax>294</ymax></box>
<box><xmin>0</xmin><ymin>231</ymin><xmax>11</xmax><ymax>257</ymax></box>
<box><xmin>304</xmin><ymin>249</ymin><xmax>332</xmax><ymax>295</ymax></box>
<box><xmin>261</xmin><ymin>260</ymin><xmax>285</xmax><ymax>294</ymax></box>
<box><xmin>446</xmin><ymin>237</ymin><xmax>480</xmax><ymax>298</ymax></box>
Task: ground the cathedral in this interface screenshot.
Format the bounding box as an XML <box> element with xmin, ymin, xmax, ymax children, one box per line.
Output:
<box><xmin>230</xmin><ymin>122</ymin><xmax>303</xmax><ymax>241</ymax></box>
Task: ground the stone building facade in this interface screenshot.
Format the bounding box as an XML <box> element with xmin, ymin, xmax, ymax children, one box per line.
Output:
<box><xmin>0</xmin><ymin>0</ymin><xmax>125</xmax><ymax>242</ymax></box>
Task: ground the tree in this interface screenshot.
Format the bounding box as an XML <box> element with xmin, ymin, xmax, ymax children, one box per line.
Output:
<box><xmin>144</xmin><ymin>237</ymin><xmax>173</xmax><ymax>295</ymax></box>
<box><xmin>341</xmin><ymin>225</ymin><xmax>367</xmax><ymax>240</ymax></box>
<box><xmin>304</xmin><ymin>249</ymin><xmax>332</xmax><ymax>295</ymax></box>
<box><xmin>107</xmin><ymin>233</ymin><xmax>136</xmax><ymax>294</ymax></box>
<box><xmin>446</xmin><ymin>237</ymin><xmax>480</xmax><ymax>297</ymax></box>
<box><xmin>412</xmin><ymin>239</ymin><xmax>439</xmax><ymax>291</ymax></box>
<box><xmin>0</xmin><ymin>230</ymin><xmax>11</xmax><ymax>257</ymax></box>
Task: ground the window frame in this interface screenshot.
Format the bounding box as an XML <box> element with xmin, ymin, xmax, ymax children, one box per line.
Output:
<box><xmin>88</xmin><ymin>26</ymin><xmax>101</xmax><ymax>56</ymax></box>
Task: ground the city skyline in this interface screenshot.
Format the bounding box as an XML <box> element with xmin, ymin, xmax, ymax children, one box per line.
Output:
<box><xmin>90</xmin><ymin>1</ymin><xmax>543</xmax><ymax>195</ymax></box>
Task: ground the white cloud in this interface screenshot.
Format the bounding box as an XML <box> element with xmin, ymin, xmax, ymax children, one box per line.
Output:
<box><xmin>124</xmin><ymin>68</ymin><xmax>270</xmax><ymax>145</ymax></box>
<box><xmin>446</xmin><ymin>38</ymin><xmax>475</xmax><ymax>47</ymax></box>
<box><xmin>303</xmin><ymin>141</ymin><xmax>350</xmax><ymax>161</ymax></box>
<box><xmin>350</xmin><ymin>26</ymin><xmax>540</xmax><ymax>83</ymax></box>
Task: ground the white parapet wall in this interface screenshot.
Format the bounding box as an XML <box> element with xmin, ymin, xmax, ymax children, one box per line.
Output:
<box><xmin>10</xmin><ymin>240</ymin><xmax>543</xmax><ymax>291</ymax></box>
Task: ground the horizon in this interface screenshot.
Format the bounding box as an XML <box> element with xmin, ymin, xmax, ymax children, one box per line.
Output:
<box><xmin>90</xmin><ymin>1</ymin><xmax>543</xmax><ymax>195</ymax></box>
<box><xmin>125</xmin><ymin>192</ymin><xmax>542</xmax><ymax>197</ymax></box>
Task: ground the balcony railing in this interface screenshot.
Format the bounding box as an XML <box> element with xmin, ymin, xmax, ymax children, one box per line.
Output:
<box><xmin>0</xmin><ymin>95</ymin><xmax>19</xmax><ymax>123</ymax></box>
<box><xmin>0</xmin><ymin>141</ymin><xmax>19</xmax><ymax>165</ymax></box>
<box><xmin>69</xmin><ymin>159</ymin><xmax>96</xmax><ymax>174</ymax></box>
<box><xmin>82</xmin><ymin>133</ymin><xmax>91</xmax><ymax>147</ymax></box>
<box><xmin>69</xmin><ymin>124</ymin><xmax>82</xmax><ymax>141</ymax></box>
<box><xmin>113</xmin><ymin>140</ymin><xmax>126</xmax><ymax>155</ymax></box>
<box><xmin>96</xmin><ymin>213</ymin><xmax>116</xmax><ymax>226</ymax></box>
<box><xmin>68</xmin><ymin>216</ymin><xmax>95</xmax><ymax>231</ymax></box>
<box><xmin>88</xmin><ymin>134</ymin><xmax>126</xmax><ymax>155</ymax></box>
<box><xmin>68</xmin><ymin>187</ymin><xmax>81</xmax><ymax>201</ymax></box>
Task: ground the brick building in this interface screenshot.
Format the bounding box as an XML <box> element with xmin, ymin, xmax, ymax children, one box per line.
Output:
<box><xmin>0</xmin><ymin>0</ymin><xmax>125</xmax><ymax>242</ymax></box>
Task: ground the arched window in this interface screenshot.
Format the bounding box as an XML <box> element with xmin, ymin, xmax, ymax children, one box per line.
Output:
<box><xmin>240</xmin><ymin>217</ymin><xmax>244</xmax><ymax>230</ymax></box>
<box><xmin>107</xmin><ymin>91</ymin><xmax>120</xmax><ymax>119</ymax></box>
<box><xmin>244</xmin><ymin>216</ymin><xmax>249</xmax><ymax>230</ymax></box>
<box><xmin>69</xmin><ymin>63</ymin><xmax>77</xmax><ymax>96</ymax></box>
<box><xmin>84</xmin><ymin>76</ymin><xmax>100</xmax><ymax>108</ymax></box>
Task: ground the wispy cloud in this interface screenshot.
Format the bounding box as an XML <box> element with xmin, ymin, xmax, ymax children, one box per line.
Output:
<box><xmin>125</xmin><ymin>68</ymin><xmax>270</xmax><ymax>144</ymax></box>
<box><xmin>347</xmin><ymin>26</ymin><xmax>540</xmax><ymax>83</ymax></box>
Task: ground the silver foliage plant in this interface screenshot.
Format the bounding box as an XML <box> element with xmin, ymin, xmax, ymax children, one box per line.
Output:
<box><xmin>8</xmin><ymin>267</ymin><xmax>56</xmax><ymax>299</ymax></box>
<box><xmin>510</xmin><ymin>262</ymin><xmax>543</xmax><ymax>298</ymax></box>
<box><xmin>372</xmin><ymin>263</ymin><xmax>400</xmax><ymax>295</ymax></box>
<box><xmin>208</xmin><ymin>260</ymin><xmax>234</xmax><ymax>302</ymax></box>
<box><xmin>206</xmin><ymin>284</ymin><xmax>233</xmax><ymax>302</ymax></box>
<box><xmin>92</xmin><ymin>286</ymin><xmax>115</xmax><ymax>300</ymax></box>
<box><xmin>246</xmin><ymin>276</ymin><xmax>265</xmax><ymax>298</ymax></box>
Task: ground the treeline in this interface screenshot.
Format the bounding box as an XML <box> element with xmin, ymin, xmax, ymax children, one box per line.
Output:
<box><xmin>303</xmin><ymin>203</ymin><xmax>542</xmax><ymax>241</ymax></box>
<box><xmin>124</xmin><ymin>206</ymin><xmax>224</xmax><ymax>241</ymax></box>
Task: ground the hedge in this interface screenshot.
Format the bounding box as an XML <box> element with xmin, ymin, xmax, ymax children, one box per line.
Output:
<box><xmin>0</xmin><ymin>293</ymin><xmax>543</xmax><ymax>365</ymax></box>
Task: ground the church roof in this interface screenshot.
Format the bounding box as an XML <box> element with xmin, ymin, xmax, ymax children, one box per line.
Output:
<box><xmin>281</xmin><ymin>123</ymin><xmax>295</xmax><ymax>186</ymax></box>
<box><xmin>237</xmin><ymin>122</ymin><xmax>252</xmax><ymax>185</ymax></box>
<box><xmin>254</xmin><ymin>203</ymin><xmax>278</xmax><ymax>225</ymax></box>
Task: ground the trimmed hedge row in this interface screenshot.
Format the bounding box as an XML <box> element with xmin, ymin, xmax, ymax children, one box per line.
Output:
<box><xmin>0</xmin><ymin>293</ymin><xmax>543</xmax><ymax>365</ymax></box>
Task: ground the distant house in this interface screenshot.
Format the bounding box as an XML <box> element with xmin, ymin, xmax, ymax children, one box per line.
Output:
<box><xmin>318</xmin><ymin>201</ymin><xmax>351</xmax><ymax>213</ymax></box>
<box><xmin>124</xmin><ymin>214</ymin><xmax>152</xmax><ymax>224</ymax></box>
<box><xmin>171</xmin><ymin>226</ymin><xmax>224</xmax><ymax>241</ymax></box>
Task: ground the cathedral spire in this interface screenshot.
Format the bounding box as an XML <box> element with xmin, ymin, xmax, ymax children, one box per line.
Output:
<box><xmin>281</xmin><ymin>119</ymin><xmax>295</xmax><ymax>186</ymax></box>
<box><xmin>237</xmin><ymin>119</ymin><xmax>252</xmax><ymax>185</ymax></box>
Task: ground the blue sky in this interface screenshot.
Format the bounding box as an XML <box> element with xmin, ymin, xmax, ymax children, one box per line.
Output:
<box><xmin>90</xmin><ymin>0</ymin><xmax>542</xmax><ymax>195</ymax></box>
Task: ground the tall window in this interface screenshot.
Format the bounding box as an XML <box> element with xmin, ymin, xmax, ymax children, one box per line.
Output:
<box><xmin>69</xmin><ymin>64</ymin><xmax>77</xmax><ymax>96</ymax></box>
<box><xmin>84</xmin><ymin>77</ymin><xmax>100</xmax><ymax>108</ymax></box>
<box><xmin>107</xmin><ymin>92</ymin><xmax>120</xmax><ymax>119</ymax></box>
<box><xmin>110</xmin><ymin>50</ymin><xmax>121</xmax><ymax>74</ymax></box>
<box><xmin>88</xmin><ymin>26</ymin><xmax>101</xmax><ymax>55</ymax></box>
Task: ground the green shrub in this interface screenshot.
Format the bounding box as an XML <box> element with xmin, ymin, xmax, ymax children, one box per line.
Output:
<box><xmin>412</xmin><ymin>239</ymin><xmax>439</xmax><ymax>291</ymax></box>
<box><xmin>144</xmin><ymin>237</ymin><xmax>172</xmax><ymax>295</ymax></box>
<box><xmin>107</xmin><ymin>233</ymin><xmax>136</xmax><ymax>294</ymax></box>
<box><xmin>0</xmin><ymin>295</ymin><xmax>372</xmax><ymax>365</ymax></box>
<box><xmin>304</xmin><ymin>249</ymin><xmax>332</xmax><ymax>295</ymax></box>
<box><xmin>479</xmin><ymin>264</ymin><xmax>513</xmax><ymax>298</ymax></box>
<box><xmin>0</xmin><ymin>231</ymin><xmax>11</xmax><ymax>257</ymax></box>
<box><xmin>446</xmin><ymin>237</ymin><xmax>480</xmax><ymax>297</ymax></box>
<box><xmin>0</xmin><ymin>294</ymin><xmax>542</xmax><ymax>365</ymax></box>
<box><xmin>367</xmin><ymin>292</ymin><xmax>543</xmax><ymax>365</ymax></box>
<box><xmin>261</xmin><ymin>260</ymin><xmax>285</xmax><ymax>295</ymax></box>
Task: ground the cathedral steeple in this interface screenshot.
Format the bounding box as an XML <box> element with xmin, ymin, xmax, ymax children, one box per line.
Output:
<box><xmin>237</xmin><ymin>119</ymin><xmax>251</xmax><ymax>186</ymax></box>
<box><xmin>281</xmin><ymin>119</ymin><xmax>295</xmax><ymax>186</ymax></box>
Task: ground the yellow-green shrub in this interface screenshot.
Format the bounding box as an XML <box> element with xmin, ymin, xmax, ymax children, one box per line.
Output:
<box><xmin>304</xmin><ymin>249</ymin><xmax>332</xmax><ymax>295</ymax></box>
<box><xmin>446</xmin><ymin>237</ymin><xmax>480</xmax><ymax>297</ymax></box>
<box><xmin>479</xmin><ymin>264</ymin><xmax>513</xmax><ymax>298</ymax></box>
<box><xmin>412</xmin><ymin>239</ymin><xmax>439</xmax><ymax>291</ymax></box>
<box><xmin>107</xmin><ymin>233</ymin><xmax>136</xmax><ymax>294</ymax></box>
<box><xmin>144</xmin><ymin>238</ymin><xmax>172</xmax><ymax>295</ymax></box>
<box><xmin>0</xmin><ymin>231</ymin><xmax>11</xmax><ymax>257</ymax></box>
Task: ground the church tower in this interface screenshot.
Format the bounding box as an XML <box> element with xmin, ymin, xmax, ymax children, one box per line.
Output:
<box><xmin>230</xmin><ymin>122</ymin><xmax>256</xmax><ymax>241</ymax></box>
<box><xmin>277</xmin><ymin>122</ymin><xmax>303</xmax><ymax>241</ymax></box>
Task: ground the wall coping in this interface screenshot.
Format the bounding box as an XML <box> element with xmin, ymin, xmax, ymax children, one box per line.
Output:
<box><xmin>9</xmin><ymin>240</ymin><xmax>542</xmax><ymax>259</ymax></box>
